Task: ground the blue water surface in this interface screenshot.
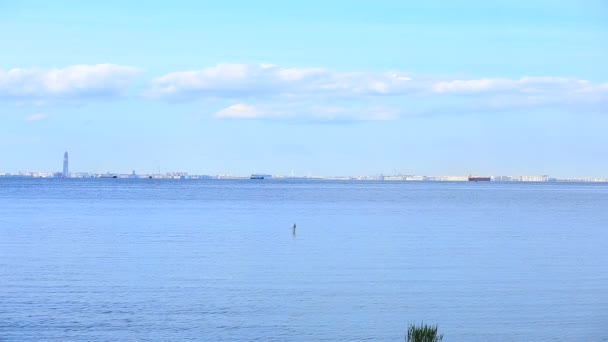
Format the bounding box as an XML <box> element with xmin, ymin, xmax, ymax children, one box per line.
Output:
<box><xmin>1</xmin><ymin>179</ymin><xmax>606</xmax><ymax>341</ymax></box>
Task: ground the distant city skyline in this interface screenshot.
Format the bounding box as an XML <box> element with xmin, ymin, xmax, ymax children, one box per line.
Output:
<box><xmin>1</xmin><ymin>147</ymin><xmax>608</xmax><ymax>181</ymax></box>
<box><xmin>1</xmin><ymin>2</ymin><xmax>608</xmax><ymax>178</ymax></box>
<box><xmin>1</xmin><ymin>150</ymin><xmax>606</xmax><ymax>182</ymax></box>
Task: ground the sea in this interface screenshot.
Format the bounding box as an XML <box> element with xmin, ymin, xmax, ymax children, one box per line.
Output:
<box><xmin>1</xmin><ymin>178</ymin><xmax>606</xmax><ymax>341</ymax></box>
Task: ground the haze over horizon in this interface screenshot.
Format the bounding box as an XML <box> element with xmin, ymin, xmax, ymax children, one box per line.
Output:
<box><xmin>1</xmin><ymin>1</ymin><xmax>607</xmax><ymax>178</ymax></box>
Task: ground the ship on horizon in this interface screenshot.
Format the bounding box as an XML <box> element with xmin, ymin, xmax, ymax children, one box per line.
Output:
<box><xmin>250</xmin><ymin>174</ymin><xmax>272</xmax><ymax>180</ymax></box>
<box><xmin>468</xmin><ymin>175</ymin><xmax>491</xmax><ymax>182</ymax></box>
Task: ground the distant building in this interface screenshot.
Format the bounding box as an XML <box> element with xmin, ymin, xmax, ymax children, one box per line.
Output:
<box><xmin>520</xmin><ymin>175</ymin><xmax>549</xmax><ymax>182</ymax></box>
<box><xmin>493</xmin><ymin>176</ymin><xmax>512</xmax><ymax>182</ymax></box>
<box><xmin>439</xmin><ymin>175</ymin><xmax>469</xmax><ymax>182</ymax></box>
<box><xmin>62</xmin><ymin>151</ymin><xmax>69</xmax><ymax>178</ymax></box>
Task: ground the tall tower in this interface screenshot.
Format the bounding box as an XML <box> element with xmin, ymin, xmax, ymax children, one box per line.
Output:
<box><xmin>63</xmin><ymin>151</ymin><xmax>69</xmax><ymax>178</ymax></box>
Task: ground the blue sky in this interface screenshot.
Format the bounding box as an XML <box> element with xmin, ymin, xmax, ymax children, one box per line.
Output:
<box><xmin>1</xmin><ymin>1</ymin><xmax>607</xmax><ymax>177</ymax></box>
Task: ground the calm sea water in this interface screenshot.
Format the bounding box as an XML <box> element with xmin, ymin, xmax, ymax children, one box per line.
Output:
<box><xmin>1</xmin><ymin>178</ymin><xmax>606</xmax><ymax>341</ymax></box>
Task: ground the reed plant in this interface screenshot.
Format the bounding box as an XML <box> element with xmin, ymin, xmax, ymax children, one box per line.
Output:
<box><xmin>406</xmin><ymin>323</ymin><xmax>443</xmax><ymax>342</ymax></box>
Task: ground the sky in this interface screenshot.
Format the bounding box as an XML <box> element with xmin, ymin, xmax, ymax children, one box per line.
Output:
<box><xmin>1</xmin><ymin>0</ymin><xmax>607</xmax><ymax>177</ymax></box>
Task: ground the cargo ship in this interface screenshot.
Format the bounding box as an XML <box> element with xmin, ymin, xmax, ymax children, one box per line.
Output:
<box><xmin>468</xmin><ymin>175</ymin><xmax>491</xmax><ymax>182</ymax></box>
<box><xmin>250</xmin><ymin>174</ymin><xmax>272</xmax><ymax>180</ymax></box>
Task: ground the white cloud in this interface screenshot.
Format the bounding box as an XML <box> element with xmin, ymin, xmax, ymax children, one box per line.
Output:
<box><xmin>215</xmin><ymin>104</ymin><xmax>261</xmax><ymax>119</ymax></box>
<box><xmin>149</xmin><ymin>62</ymin><xmax>607</xmax><ymax>104</ymax></box>
<box><xmin>148</xmin><ymin>64</ymin><xmax>284</xmax><ymax>99</ymax></box>
<box><xmin>150</xmin><ymin>63</ymin><xmax>607</xmax><ymax>120</ymax></box>
<box><xmin>4</xmin><ymin>62</ymin><xmax>606</xmax><ymax>121</ymax></box>
<box><xmin>430</xmin><ymin>77</ymin><xmax>608</xmax><ymax>112</ymax></box>
<box><xmin>26</xmin><ymin>113</ymin><xmax>48</xmax><ymax>122</ymax></box>
<box><xmin>147</xmin><ymin>63</ymin><xmax>417</xmax><ymax>100</ymax></box>
<box><xmin>431</xmin><ymin>77</ymin><xmax>602</xmax><ymax>96</ymax></box>
<box><xmin>214</xmin><ymin>103</ymin><xmax>400</xmax><ymax>121</ymax></box>
<box><xmin>432</xmin><ymin>78</ymin><xmax>513</xmax><ymax>93</ymax></box>
<box><xmin>0</xmin><ymin>64</ymin><xmax>141</xmax><ymax>101</ymax></box>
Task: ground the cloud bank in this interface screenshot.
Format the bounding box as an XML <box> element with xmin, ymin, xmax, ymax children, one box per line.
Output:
<box><xmin>147</xmin><ymin>63</ymin><xmax>419</xmax><ymax>100</ymax></box>
<box><xmin>0</xmin><ymin>64</ymin><xmax>141</xmax><ymax>101</ymax></box>
<box><xmin>148</xmin><ymin>63</ymin><xmax>608</xmax><ymax>120</ymax></box>
<box><xmin>2</xmin><ymin>63</ymin><xmax>607</xmax><ymax>120</ymax></box>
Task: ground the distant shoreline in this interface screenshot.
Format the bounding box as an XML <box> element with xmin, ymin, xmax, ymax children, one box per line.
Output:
<box><xmin>1</xmin><ymin>175</ymin><xmax>607</xmax><ymax>183</ymax></box>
